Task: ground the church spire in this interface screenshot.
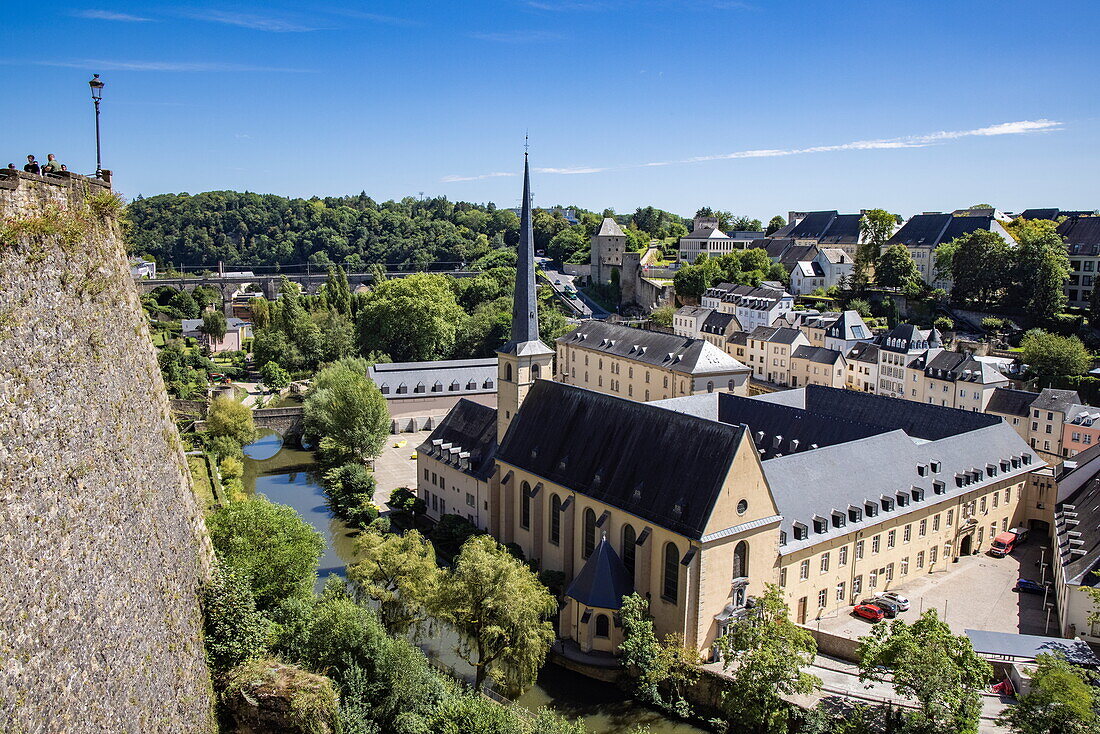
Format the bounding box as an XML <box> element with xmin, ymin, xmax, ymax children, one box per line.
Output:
<box><xmin>502</xmin><ymin>150</ymin><xmax>546</xmax><ymax>353</ymax></box>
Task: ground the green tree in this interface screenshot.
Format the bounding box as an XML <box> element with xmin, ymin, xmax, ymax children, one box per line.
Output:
<box><xmin>765</xmin><ymin>215</ymin><xmax>786</xmax><ymax>236</ymax></box>
<box><xmin>875</xmin><ymin>244</ymin><xmax>922</xmax><ymax>292</ymax></box>
<box><xmin>715</xmin><ymin>584</ymin><xmax>820</xmax><ymax>734</ymax></box>
<box><xmin>847</xmin><ymin>298</ymin><xmax>873</xmax><ymax>318</ymax></box>
<box><xmin>1010</xmin><ymin>219</ymin><xmax>1070</xmax><ymax>321</ymax></box>
<box><xmin>934</xmin><ymin>316</ymin><xmax>955</xmax><ymax>332</ymax></box>
<box><xmin>200</xmin><ymin>309</ymin><xmax>228</xmax><ymax>341</ymax></box>
<box><xmin>1090</xmin><ymin>285</ymin><xmax>1100</xmax><ymax>329</ymax></box>
<box><xmin>997</xmin><ymin>653</ymin><xmax>1100</xmax><ymax>734</ymax></box>
<box><xmin>1020</xmin><ymin>329</ymin><xmax>1091</xmax><ymax>377</ymax></box>
<box><xmin>348</xmin><ymin>528</ymin><xmax>440</xmax><ymax>636</ymax></box>
<box><xmin>946</xmin><ymin>230</ymin><xmax>1012</xmax><ymax>306</ymax></box>
<box><xmin>649</xmin><ymin>304</ymin><xmax>675</xmax><ymax>328</ymax></box>
<box><xmin>202</xmin><ymin>565</ymin><xmax>271</xmax><ymax>673</ymax></box>
<box><xmin>857</xmin><ymin>209</ymin><xmax>897</xmax><ymax>278</ymax></box>
<box><xmin>304</xmin><ymin>357</ymin><xmax>390</xmax><ymax>464</ymax></box>
<box><xmin>357</xmin><ymin>273</ymin><xmax>466</xmax><ymax>362</ymax></box>
<box><xmin>169</xmin><ymin>289</ymin><xmax>200</xmax><ymax>319</ymax></box>
<box><xmin>432</xmin><ymin>535</ymin><xmax>556</xmax><ymax>693</ymax></box>
<box><xmin>619</xmin><ymin>593</ymin><xmax>702</xmax><ymax>717</ymax></box>
<box><xmin>321</xmin><ymin>266</ymin><xmax>353</xmax><ymax>315</ymax></box>
<box><xmin>322</xmin><ymin>462</ymin><xmax>378</xmax><ymax>527</ymax></box>
<box><xmin>858</xmin><ymin>609</ymin><xmax>992</xmax><ymax>734</ymax></box>
<box><xmin>206</xmin><ymin>394</ymin><xmax>258</xmax><ymax>446</ymax></box>
<box><xmin>259</xmin><ymin>361</ymin><xmax>291</xmax><ymax>390</ymax></box>
<box><xmin>207</xmin><ymin>497</ymin><xmax>325</xmax><ymax>610</ymax></box>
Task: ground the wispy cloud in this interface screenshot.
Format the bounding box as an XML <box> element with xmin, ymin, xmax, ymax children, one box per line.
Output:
<box><xmin>10</xmin><ymin>58</ymin><xmax>310</xmax><ymax>72</ymax></box>
<box><xmin>441</xmin><ymin>119</ymin><xmax>1064</xmax><ymax>182</ymax></box>
<box><xmin>74</xmin><ymin>9</ymin><xmax>152</xmax><ymax>21</ymax></box>
<box><xmin>471</xmin><ymin>30</ymin><xmax>563</xmax><ymax>43</ymax></box>
<box><xmin>180</xmin><ymin>9</ymin><xmax>322</xmax><ymax>32</ymax></box>
<box><xmin>325</xmin><ymin>8</ymin><xmax>419</xmax><ymax>26</ymax></box>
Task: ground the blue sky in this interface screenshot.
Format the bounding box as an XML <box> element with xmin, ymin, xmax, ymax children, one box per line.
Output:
<box><xmin>4</xmin><ymin>1</ymin><xmax>1099</xmax><ymax>219</ymax></box>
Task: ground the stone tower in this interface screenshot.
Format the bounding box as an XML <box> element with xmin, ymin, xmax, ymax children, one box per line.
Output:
<box><xmin>497</xmin><ymin>154</ymin><xmax>554</xmax><ymax>443</ymax></box>
<box><xmin>590</xmin><ymin>216</ymin><xmax>626</xmax><ymax>285</ymax></box>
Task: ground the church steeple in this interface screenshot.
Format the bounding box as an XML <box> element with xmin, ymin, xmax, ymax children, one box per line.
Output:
<box><xmin>496</xmin><ymin>150</ymin><xmax>554</xmax><ymax>446</ymax></box>
<box><xmin>502</xmin><ymin>152</ymin><xmax>545</xmax><ymax>354</ymax></box>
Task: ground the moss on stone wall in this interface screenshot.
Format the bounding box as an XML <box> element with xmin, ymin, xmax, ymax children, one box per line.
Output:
<box><xmin>0</xmin><ymin>173</ymin><xmax>215</xmax><ymax>731</ymax></box>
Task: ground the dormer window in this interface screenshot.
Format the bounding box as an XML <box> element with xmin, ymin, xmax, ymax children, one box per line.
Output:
<box><xmin>955</xmin><ymin>474</ymin><xmax>965</xmax><ymax>488</ymax></box>
<box><xmin>484</xmin><ymin>379</ymin><xmax>494</xmax><ymax>389</ymax></box>
<box><xmin>881</xmin><ymin>496</ymin><xmax>895</xmax><ymax>512</ymax></box>
<box><xmin>380</xmin><ymin>384</ymin><xmax>390</xmax><ymax>394</ymax></box>
<box><xmin>432</xmin><ymin>381</ymin><xmax>443</xmax><ymax>393</ymax></box>
<box><xmin>467</xmin><ymin>380</ymin><xmax>477</xmax><ymax>390</ymax></box>
<box><xmin>793</xmin><ymin>523</ymin><xmax>809</xmax><ymax>541</ymax></box>
<box><xmin>813</xmin><ymin>516</ymin><xmax>828</xmax><ymax>534</ymax></box>
<box><xmin>917</xmin><ymin>464</ymin><xmax>928</xmax><ymax>477</ymax></box>
<box><xmin>831</xmin><ymin>511</ymin><xmax>846</xmax><ymax>529</ymax></box>
<box><xmin>1022</xmin><ymin>454</ymin><xmax>1033</xmax><ymax>465</ymax></box>
<box><xmin>414</xmin><ymin>382</ymin><xmax>426</xmax><ymax>394</ymax></box>
<box><xmin>396</xmin><ymin>383</ymin><xmax>408</xmax><ymax>394</ymax></box>
<box><xmin>930</xmin><ymin>461</ymin><xmax>941</xmax><ymax>473</ymax></box>
<box><xmin>932</xmin><ymin>480</ymin><xmax>945</xmax><ymax>494</ymax></box>
<box><xmin>865</xmin><ymin>501</ymin><xmax>879</xmax><ymax>517</ymax></box>
<box><xmin>911</xmin><ymin>487</ymin><xmax>925</xmax><ymax>501</ymax></box>
<box><xmin>849</xmin><ymin>506</ymin><xmax>863</xmax><ymax>523</ymax></box>
<box><xmin>779</xmin><ymin>530</ymin><xmax>788</xmax><ymax>545</ymax></box>
<box><xmin>450</xmin><ymin>381</ymin><xmax>460</xmax><ymax>391</ymax></box>
<box><xmin>896</xmin><ymin>492</ymin><xmax>910</xmax><ymax>507</ymax></box>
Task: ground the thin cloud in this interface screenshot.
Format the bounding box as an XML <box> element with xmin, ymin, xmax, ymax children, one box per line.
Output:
<box><xmin>471</xmin><ymin>30</ymin><xmax>563</xmax><ymax>43</ymax></box>
<box><xmin>441</xmin><ymin>172</ymin><xmax>516</xmax><ymax>183</ymax></box>
<box><xmin>10</xmin><ymin>58</ymin><xmax>311</xmax><ymax>72</ymax></box>
<box><xmin>74</xmin><ymin>9</ymin><xmax>153</xmax><ymax>21</ymax></box>
<box><xmin>180</xmin><ymin>9</ymin><xmax>322</xmax><ymax>32</ymax></box>
<box><xmin>325</xmin><ymin>8</ymin><xmax>420</xmax><ymax>26</ymax></box>
<box><xmin>441</xmin><ymin>119</ymin><xmax>1064</xmax><ymax>182</ymax></box>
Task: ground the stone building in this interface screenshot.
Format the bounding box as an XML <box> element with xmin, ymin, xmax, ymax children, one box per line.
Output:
<box><xmin>590</xmin><ymin>217</ymin><xmax>626</xmax><ymax>285</ymax></box>
<box><xmin>555</xmin><ymin>321</ymin><xmax>750</xmax><ymax>402</ymax></box>
<box><xmin>368</xmin><ymin>358</ymin><xmax>497</xmax><ymax>433</ymax></box>
<box><xmin>886</xmin><ymin>213</ymin><xmax>1014</xmax><ymax>289</ymax></box>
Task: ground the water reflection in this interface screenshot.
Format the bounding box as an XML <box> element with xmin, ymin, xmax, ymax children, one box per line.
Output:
<box><xmin>239</xmin><ymin>430</ymin><xmax>705</xmax><ymax>734</ymax></box>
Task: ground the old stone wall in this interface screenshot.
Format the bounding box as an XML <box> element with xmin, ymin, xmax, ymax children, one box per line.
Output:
<box><xmin>0</xmin><ymin>172</ymin><xmax>215</xmax><ymax>731</ymax></box>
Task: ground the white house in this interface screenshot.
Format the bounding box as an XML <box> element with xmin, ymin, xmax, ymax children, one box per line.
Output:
<box><xmin>789</xmin><ymin>248</ymin><xmax>854</xmax><ymax>295</ymax></box>
<box><xmin>673</xmin><ymin>306</ymin><xmax>713</xmax><ymax>339</ymax></box>
<box><xmin>701</xmin><ymin>283</ymin><xmax>795</xmax><ymax>332</ymax></box>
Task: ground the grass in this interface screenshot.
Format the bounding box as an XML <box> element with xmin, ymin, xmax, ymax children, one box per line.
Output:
<box><xmin>188</xmin><ymin>454</ymin><xmax>217</xmax><ymax>510</ymax></box>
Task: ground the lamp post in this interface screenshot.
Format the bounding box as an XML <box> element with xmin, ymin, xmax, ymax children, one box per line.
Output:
<box><xmin>88</xmin><ymin>74</ymin><xmax>104</xmax><ymax>177</ymax></box>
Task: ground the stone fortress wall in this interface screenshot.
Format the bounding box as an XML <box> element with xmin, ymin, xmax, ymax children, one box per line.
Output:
<box><xmin>0</xmin><ymin>170</ymin><xmax>215</xmax><ymax>731</ymax></box>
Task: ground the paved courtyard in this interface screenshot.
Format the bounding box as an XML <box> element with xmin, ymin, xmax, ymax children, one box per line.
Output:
<box><xmin>371</xmin><ymin>430</ymin><xmax>431</xmax><ymax>508</ymax></box>
<box><xmin>816</xmin><ymin>539</ymin><xmax>1055</xmax><ymax>639</ymax></box>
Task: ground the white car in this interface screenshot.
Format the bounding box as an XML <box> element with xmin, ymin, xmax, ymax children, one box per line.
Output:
<box><xmin>876</xmin><ymin>592</ymin><xmax>910</xmax><ymax>611</ymax></box>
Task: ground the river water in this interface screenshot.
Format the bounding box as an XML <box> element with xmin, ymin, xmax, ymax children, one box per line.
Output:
<box><xmin>242</xmin><ymin>430</ymin><xmax>705</xmax><ymax>734</ymax></box>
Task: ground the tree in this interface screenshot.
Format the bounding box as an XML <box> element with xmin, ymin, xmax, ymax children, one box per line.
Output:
<box><xmin>997</xmin><ymin>653</ymin><xmax>1100</xmax><ymax>734</ymax></box>
<box><xmin>1010</xmin><ymin>219</ymin><xmax>1070</xmax><ymax>321</ymax></box>
<box><xmin>303</xmin><ymin>357</ymin><xmax>390</xmax><ymax>464</ymax></box>
<box><xmin>202</xmin><ymin>565</ymin><xmax>271</xmax><ymax>673</ymax></box>
<box><xmin>321</xmin><ymin>266</ymin><xmax>352</xmax><ymax>315</ymax></box>
<box><xmin>946</xmin><ymin>230</ymin><xmax>1012</xmax><ymax>306</ymax></box>
<box><xmin>348</xmin><ymin>528</ymin><xmax>440</xmax><ymax>636</ymax></box>
<box><xmin>857</xmin><ymin>209</ymin><xmax>897</xmax><ymax>277</ymax></box>
<box><xmin>673</xmin><ymin>258</ymin><xmax>719</xmax><ymax>299</ymax></box>
<box><xmin>200</xmin><ymin>309</ymin><xmax>228</xmax><ymax>342</ymax></box>
<box><xmin>765</xmin><ymin>215</ymin><xmax>786</xmax><ymax>236</ymax></box>
<box><xmin>859</xmin><ymin>609</ymin><xmax>992</xmax><ymax>734</ymax></box>
<box><xmin>431</xmin><ymin>535</ymin><xmax>556</xmax><ymax>693</ymax></box>
<box><xmin>429</xmin><ymin>513</ymin><xmax>481</xmax><ymax>560</ymax></box>
<box><xmin>206</xmin><ymin>394</ymin><xmax>258</xmax><ymax>446</ymax></box>
<box><xmin>1090</xmin><ymin>285</ymin><xmax>1100</xmax><ymax>329</ymax></box>
<box><xmin>207</xmin><ymin>497</ymin><xmax>325</xmax><ymax>610</ymax></box>
<box><xmin>715</xmin><ymin>584</ymin><xmax>820</xmax><ymax>733</ymax></box>
<box><xmin>259</xmin><ymin>361</ymin><xmax>291</xmax><ymax>390</ymax></box>
<box><xmin>169</xmin><ymin>289</ymin><xmax>200</xmax><ymax>319</ymax></box>
<box><xmin>619</xmin><ymin>593</ymin><xmax>702</xmax><ymax>718</ymax></box>
<box><xmin>1020</xmin><ymin>329</ymin><xmax>1091</xmax><ymax>377</ymax></box>
<box><xmin>847</xmin><ymin>298</ymin><xmax>872</xmax><ymax>318</ymax></box>
<box><xmin>357</xmin><ymin>273</ymin><xmax>466</xmax><ymax>362</ymax></box>
<box><xmin>322</xmin><ymin>462</ymin><xmax>378</xmax><ymax>527</ymax></box>
<box><xmin>934</xmin><ymin>316</ymin><xmax>955</xmax><ymax>332</ymax></box>
<box><xmin>875</xmin><ymin>244</ymin><xmax>922</xmax><ymax>292</ymax></box>
<box><xmin>981</xmin><ymin>317</ymin><xmax>1008</xmax><ymax>335</ymax></box>
<box><xmin>649</xmin><ymin>304</ymin><xmax>675</xmax><ymax>328</ymax></box>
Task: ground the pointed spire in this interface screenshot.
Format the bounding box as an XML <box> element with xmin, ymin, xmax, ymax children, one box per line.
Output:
<box><xmin>501</xmin><ymin>149</ymin><xmax>549</xmax><ymax>355</ymax></box>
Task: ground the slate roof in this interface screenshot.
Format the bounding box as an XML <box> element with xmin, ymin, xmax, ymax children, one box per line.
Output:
<box><xmin>595</xmin><ymin>217</ymin><xmax>625</xmax><ymax>237</ymax></box>
<box><xmin>846</xmin><ymin>341</ymin><xmax>880</xmax><ymax>364</ymax></box>
<box><xmin>497</xmin><ymin>380</ymin><xmax>746</xmax><ymax>539</ymax></box>
<box><xmin>784</xmin><ymin>211</ymin><xmax>840</xmax><ymax>240</ymax></box>
<box><xmin>777</xmin><ymin>244</ymin><xmax>819</xmax><ymax>269</ymax></box>
<box><xmin>558</xmin><ymin>321</ymin><xmax>748</xmax><ymax>376</ymax></box>
<box><xmin>418</xmin><ymin>399</ymin><xmax>498</xmax><ymax>481</ymax></box>
<box><xmin>825</xmin><ymin>311</ymin><xmax>871</xmax><ymax>342</ymax></box>
<box><xmin>1056</xmin><ymin>461</ymin><xmax>1100</xmax><ymax>585</ymax></box>
<box><xmin>816</xmin><ymin>214</ymin><xmax>863</xmax><ymax>245</ymax></box>
<box><xmin>1020</xmin><ymin>208</ymin><xmax>1096</xmax><ymax>221</ymax></box>
<box><xmin>501</xmin><ymin>155</ymin><xmax>553</xmax><ymax>357</ymax></box>
<box><xmin>1031</xmin><ymin>388</ymin><xmax>1082</xmax><ymax>415</ymax></box>
<box><xmin>369</xmin><ymin>358</ymin><xmax>497</xmax><ymax>399</ymax></box>
<box><xmin>704</xmin><ymin>284</ymin><xmax>792</xmax><ymax>310</ymax></box>
<box><xmin>683</xmin><ymin>226</ymin><xmax>731</xmax><ymax>240</ymax></box>
<box><xmin>762</xmin><ymin>238</ymin><xmax>797</xmax><ymax>258</ymax></box>
<box><xmin>986</xmin><ymin>387</ymin><xmax>1039</xmax><ymax>417</ymax></box>
<box><xmin>820</xmin><ymin>248</ymin><xmax>851</xmax><ymax>264</ymax></box>
<box><xmin>676</xmin><ymin>305</ymin><xmax>711</xmax><ymax>319</ymax></box>
<box><xmin>792</xmin><ymin>345</ymin><xmax>844</xmax><ymax>365</ymax></box>
<box><xmin>1061</xmin><ymin>217</ymin><xmax>1100</xmax><ymax>257</ymax></box>
<box><xmin>795</xmin><ymin>260</ymin><xmax>825</xmax><ymax>278</ymax></box>
<box><xmin>701</xmin><ymin>310</ymin><xmax>738</xmax><ymax>335</ymax></box>
<box><xmin>748</xmin><ymin>325</ymin><xmax>805</xmax><ymax>346</ymax></box>
<box><xmin>565</xmin><ymin>536</ymin><xmax>635</xmax><ymax>609</ymax></box>
<box><xmin>887</xmin><ymin>213</ymin><xmax>1004</xmax><ymax>250</ymax></box>
<box><xmin>908</xmin><ymin>350</ymin><xmax>1007</xmax><ymax>385</ymax></box>
<box><xmin>875</xmin><ymin>323</ymin><xmax>937</xmax><ymax>353</ymax></box>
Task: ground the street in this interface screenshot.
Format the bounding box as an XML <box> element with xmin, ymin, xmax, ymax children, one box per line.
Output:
<box><xmin>537</xmin><ymin>257</ymin><xmax>609</xmax><ymax>319</ymax></box>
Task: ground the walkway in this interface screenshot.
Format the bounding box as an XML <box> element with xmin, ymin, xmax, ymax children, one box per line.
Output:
<box><xmin>371</xmin><ymin>430</ymin><xmax>431</xmax><ymax>508</ymax></box>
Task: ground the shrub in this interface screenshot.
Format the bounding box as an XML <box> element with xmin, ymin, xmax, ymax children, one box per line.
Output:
<box><xmin>202</xmin><ymin>565</ymin><xmax>270</xmax><ymax>674</ymax></box>
<box><xmin>847</xmin><ymin>298</ymin><xmax>872</xmax><ymax>318</ymax></box>
<box><xmin>207</xmin><ymin>434</ymin><xmax>243</xmax><ymax>461</ymax></box>
<box><xmin>933</xmin><ymin>316</ymin><xmax>954</xmax><ymax>332</ymax></box>
<box><xmin>322</xmin><ymin>463</ymin><xmax>378</xmax><ymax>528</ymax></box>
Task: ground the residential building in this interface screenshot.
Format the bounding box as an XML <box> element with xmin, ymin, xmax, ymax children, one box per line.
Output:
<box><xmin>886</xmin><ymin>213</ymin><xmax>1015</xmax><ymax>289</ymax></box>
<box><xmin>1063</xmin><ymin>405</ymin><xmax>1100</xmax><ymax>458</ymax></box>
<box><xmin>985</xmin><ymin>387</ymin><xmax>1036</xmax><ymax>442</ymax></box>
<box><xmin>417</xmin><ymin>399</ymin><xmax>498</xmax><ymax>529</ymax></box>
<box><xmin>368</xmin><ymin>358</ymin><xmax>498</xmax><ymax>433</ymax></box>
<box><xmin>790</xmin><ymin>248</ymin><xmax>854</xmax><ymax>295</ymax></box>
<box><xmin>761</xmin><ymin>239</ymin><xmax>820</xmax><ymax>275</ymax></box>
<box><xmin>874</xmin><ymin>324</ymin><xmax>941</xmax><ymax>399</ymax></box>
<box><xmin>1060</xmin><ymin>216</ymin><xmax>1100</xmax><ymax>308</ymax></box>
<box><xmin>129</xmin><ymin>257</ymin><xmax>156</xmax><ymax>279</ymax></box>
<box><xmin>789</xmin><ymin>346</ymin><xmax>846</xmax><ymax>388</ymax></box>
<box><xmin>700</xmin><ymin>311</ymin><xmax>741</xmax><ymax>350</ymax></box>
<box><xmin>904</xmin><ymin>350</ymin><xmax>1009</xmax><ymax>411</ymax></box>
<box><xmin>672</xmin><ymin>306</ymin><xmax>712</xmax><ymax>339</ymax></box>
<box><xmin>768</xmin><ymin>210</ymin><xmax>870</xmax><ymax>260</ymax></box>
<box><xmin>845</xmin><ymin>341</ymin><xmax>880</xmax><ymax>393</ymax></box>
<box><xmin>181</xmin><ymin>316</ymin><xmax>252</xmax><ymax>353</ymax></box>
<box><xmin>590</xmin><ymin>217</ymin><xmax>627</xmax><ymax>285</ymax></box>
<box><xmin>1028</xmin><ymin>389</ymin><xmax>1081</xmax><ymax>462</ymax></box>
<box><xmin>1051</xmin><ymin>444</ymin><xmax>1100</xmax><ymax>640</ymax></box>
<box><xmin>744</xmin><ymin>326</ymin><xmax>810</xmax><ymax>386</ymax></box>
<box><xmin>701</xmin><ymin>283</ymin><xmax>795</xmax><ymax>332</ymax></box>
<box><xmin>822</xmin><ymin>310</ymin><xmax>873</xmax><ymax>353</ymax></box>
<box><xmin>556</xmin><ymin>321</ymin><xmax>750</xmax><ymax>401</ymax></box>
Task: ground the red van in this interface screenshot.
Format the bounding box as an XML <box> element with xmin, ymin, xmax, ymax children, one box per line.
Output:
<box><xmin>990</xmin><ymin>527</ymin><xmax>1029</xmax><ymax>557</ymax></box>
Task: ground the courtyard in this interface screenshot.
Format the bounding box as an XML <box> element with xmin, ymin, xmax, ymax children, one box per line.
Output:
<box><xmin>815</xmin><ymin>539</ymin><xmax>1057</xmax><ymax>639</ymax></box>
<box><xmin>371</xmin><ymin>429</ymin><xmax>431</xmax><ymax>508</ymax></box>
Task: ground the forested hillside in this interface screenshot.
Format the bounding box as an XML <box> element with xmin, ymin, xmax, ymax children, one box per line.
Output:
<box><xmin>126</xmin><ymin>191</ymin><xmax>689</xmax><ymax>270</ymax></box>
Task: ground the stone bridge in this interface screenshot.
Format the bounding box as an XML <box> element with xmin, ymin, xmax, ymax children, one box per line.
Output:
<box><xmin>251</xmin><ymin>406</ymin><xmax>305</xmax><ymax>441</ymax></box>
<box><xmin>136</xmin><ymin>269</ymin><xmax>481</xmax><ymax>304</ymax></box>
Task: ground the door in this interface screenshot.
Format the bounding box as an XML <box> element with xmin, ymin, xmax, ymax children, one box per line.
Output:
<box><xmin>797</xmin><ymin>596</ymin><xmax>807</xmax><ymax>625</ymax></box>
<box><xmin>960</xmin><ymin>533</ymin><xmax>972</xmax><ymax>556</ymax></box>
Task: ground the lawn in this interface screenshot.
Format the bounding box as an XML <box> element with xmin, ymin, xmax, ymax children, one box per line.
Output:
<box><xmin>188</xmin><ymin>454</ymin><xmax>218</xmax><ymax>510</ymax></box>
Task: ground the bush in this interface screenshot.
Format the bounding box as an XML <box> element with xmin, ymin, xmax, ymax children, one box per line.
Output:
<box><xmin>429</xmin><ymin>513</ymin><xmax>481</xmax><ymax>560</ymax></box>
<box><xmin>933</xmin><ymin>316</ymin><xmax>954</xmax><ymax>332</ymax></box>
<box><xmin>1046</xmin><ymin>312</ymin><xmax>1084</xmax><ymax>336</ymax></box>
<box><xmin>981</xmin><ymin>317</ymin><xmax>1008</xmax><ymax>333</ymax></box>
<box><xmin>847</xmin><ymin>298</ymin><xmax>872</xmax><ymax>318</ymax></box>
<box><xmin>202</xmin><ymin>565</ymin><xmax>271</xmax><ymax>674</ymax></box>
<box><xmin>322</xmin><ymin>463</ymin><xmax>378</xmax><ymax>528</ymax></box>
<box><xmin>207</xmin><ymin>434</ymin><xmax>243</xmax><ymax>461</ymax></box>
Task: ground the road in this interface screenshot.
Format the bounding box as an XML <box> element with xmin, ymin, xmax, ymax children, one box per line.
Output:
<box><xmin>536</xmin><ymin>258</ymin><xmax>609</xmax><ymax>319</ymax></box>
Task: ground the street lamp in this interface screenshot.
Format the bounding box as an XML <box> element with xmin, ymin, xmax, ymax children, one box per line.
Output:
<box><xmin>88</xmin><ymin>74</ymin><xmax>104</xmax><ymax>177</ymax></box>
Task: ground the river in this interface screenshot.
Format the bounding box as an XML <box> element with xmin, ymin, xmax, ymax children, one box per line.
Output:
<box><xmin>242</xmin><ymin>430</ymin><xmax>706</xmax><ymax>734</ymax></box>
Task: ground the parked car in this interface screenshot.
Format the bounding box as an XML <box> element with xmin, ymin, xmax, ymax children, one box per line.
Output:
<box><xmin>875</xmin><ymin>591</ymin><xmax>911</xmax><ymax>611</ymax></box>
<box><xmin>860</xmin><ymin>598</ymin><xmax>900</xmax><ymax>618</ymax></box>
<box><xmin>990</xmin><ymin>527</ymin><xmax>1029</xmax><ymax>557</ymax></box>
<box><xmin>853</xmin><ymin>604</ymin><xmax>885</xmax><ymax>622</ymax></box>
<box><xmin>1015</xmin><ymin>578</ymin><xmax>1046</xmax><ymax>595</ymax></box>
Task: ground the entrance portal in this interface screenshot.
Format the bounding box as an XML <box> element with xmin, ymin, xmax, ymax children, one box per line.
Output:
<box><xmin>960</xmin><ymin>533</ymin><xmax>973</xmax><ymax>556</ymax></box>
